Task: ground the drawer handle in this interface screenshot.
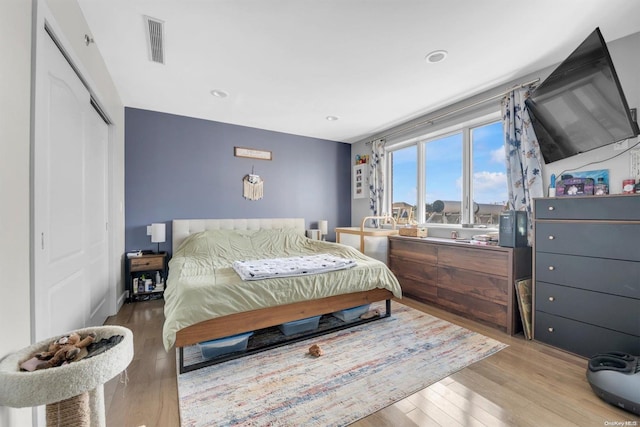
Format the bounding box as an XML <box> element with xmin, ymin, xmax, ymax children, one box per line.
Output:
<box><xmin>548</xmin><ymin>296</ymin><xmax>555</xmax><ymax>302</ymax></box>
<box><xmin>548</xmin><ymin>206</ymin><xmax>555</xmax><ymax>211</ymax></box>
<box><xmin>548</xmin><ymin>327</ymin><xmax>554</xmax><ymax>333</ymax></box>
<box><xmin>548</xmin><ymin>235</ymin><xmax>555</xmax><ymax>240</ymax></box>
<box><xmin>548</xmin><ymin>266</ymin><xmax>555</xmax><ymax>271</ymax></box>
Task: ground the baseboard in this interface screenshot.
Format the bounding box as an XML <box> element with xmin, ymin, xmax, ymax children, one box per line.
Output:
<box><xmin>116</xmin><ymin>291</ymin><xmax>127</xmax><ymax>312</ymax></box>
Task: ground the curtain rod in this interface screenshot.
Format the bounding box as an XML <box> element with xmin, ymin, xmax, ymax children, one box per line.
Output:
<box><xmin>367</xmin><ymin>77</ymin><xmax>540</xmax><ymax>144</ymax></box>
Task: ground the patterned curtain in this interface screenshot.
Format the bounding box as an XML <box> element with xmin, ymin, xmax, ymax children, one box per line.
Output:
<box><xmin>368</xmin><ymin>138</ymin><xmax>386</xmax><ymax>226</ymax></box>
<box><xmin>502</xmin><ymin>89</ymin><xmax>544</xmax><ymax>245</ymax></box>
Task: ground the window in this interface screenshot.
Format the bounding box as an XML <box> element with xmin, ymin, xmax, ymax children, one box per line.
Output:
<box><xmin>391</xmin><ymin>145</ymin><xmax>416</xmax><ymax>224</ymax></box>
<box><xmin>471</xmin><ymin>121</ymin><xmax>508</xmax><ymax>225</ymax></box>
<box><xmin>388</xmin><ymin>116</ymin><xmax>507</xmax><ymax>228</ymax></box>
<box><xmin>424</xmin><ymin>132</ymin><xmax>462</xmax><ymax>224</ymax></box>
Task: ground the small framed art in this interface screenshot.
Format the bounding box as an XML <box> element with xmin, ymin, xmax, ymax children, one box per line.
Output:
<box><xmin>234</xmin><ymin>147</ymin><xmax>272</xmax><ymax>161</ymax></box>
<box><xmin>353</xmin><ymin>164</ymin><xmax>368</xmax><ymax>199</ymax></box>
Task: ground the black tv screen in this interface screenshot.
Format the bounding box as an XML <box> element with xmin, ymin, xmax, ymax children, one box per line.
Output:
<box><xmin>526</xmin><ymin>27</ymin><xmax>639</xmax><ymax>164</ymax></box>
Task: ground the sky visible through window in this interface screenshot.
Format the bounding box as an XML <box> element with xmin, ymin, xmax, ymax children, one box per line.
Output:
<box><xmin>392</xmin><ymin>121</ymin><xmax>507</xmax><ymax>208</ymax></box>
<box><xmin>425</xmin><ymin>133</ymin><xmax>462</xmax><ymax>205</ymax></box>
<box><xmin>472</xmin><ymin>121</ymin><xmax>508</xmax><ymax>205</ymax></box>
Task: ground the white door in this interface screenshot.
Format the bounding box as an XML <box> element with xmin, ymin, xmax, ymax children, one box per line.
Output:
<box><xmin>85</xmin><ymin>105</ymin><xmax>110</xmax><ymax>327</ymax></box>
<box><xmin>33</xmin><ymin>33</ymin><xmax>110</xmax><ymax>342</ymax></box>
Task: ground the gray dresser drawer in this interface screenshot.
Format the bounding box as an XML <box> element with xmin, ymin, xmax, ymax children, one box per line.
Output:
<box><xmin>535</xmin><ymin>222</ymin><xmax>640</xmax><ymax>261</ymax></box>
<box><xmin>534</xmin><ymin>311</ymin><xmax>640</xmax><ymax>357</ymax></box>
<box><xmin>535</xmin><ymin>196</ymin><xmax>640</xmax><ymax>220</ymax></box>
<box><xmin>536</xmin><ymin>282</ymin><xmax>640</xmax><ymax>336</ymax></box>
<box><xmin>535</xmin><ymin>252</ymin><xmax>640</xmax><ymax>298</ymax></box>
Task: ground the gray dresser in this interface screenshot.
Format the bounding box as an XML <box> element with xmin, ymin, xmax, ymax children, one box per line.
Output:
<box><xmin>533</xmin><ymin>195</ymin><xmax>640</xmax><ymax>358</ymax></box>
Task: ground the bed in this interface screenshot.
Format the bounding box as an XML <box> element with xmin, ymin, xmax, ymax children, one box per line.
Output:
<box><xmin>163</xmin><ymin>218</ymin><xmax>402</xmax><ymax>372</ymax></box>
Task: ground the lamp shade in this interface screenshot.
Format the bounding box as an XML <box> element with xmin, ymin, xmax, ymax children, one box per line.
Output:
<box><xmin>151</xmin><ymin>223</ymin><xmax>166</xmax><ymax>243</ymax></box>
<box><xmin>318</xmin><ymin>220</ymin><xmax>328</xmax><ymax>235</ymax></box>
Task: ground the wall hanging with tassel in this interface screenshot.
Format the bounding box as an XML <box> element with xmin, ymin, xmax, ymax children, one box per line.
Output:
<box><xmin>243</xmin><ymin>168</ymin><xmax>264</xmax><ymax>201</ymax></box>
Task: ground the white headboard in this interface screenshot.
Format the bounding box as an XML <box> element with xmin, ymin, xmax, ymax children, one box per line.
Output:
<box><xmin>172</xmin><ymin>218</ymin><xmax>306</xmax><ymax>251</ymax></box>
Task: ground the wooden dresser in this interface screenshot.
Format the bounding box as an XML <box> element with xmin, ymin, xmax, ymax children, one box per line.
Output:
<box><xmin>533</xmin><ymin>195</ymin><xmax>640</xmax><ymax>357</ymax></box>
<box><xmin>388</xmin><ymin>236</ymin><xmax>532</xmax><ymax>335</ymax></box>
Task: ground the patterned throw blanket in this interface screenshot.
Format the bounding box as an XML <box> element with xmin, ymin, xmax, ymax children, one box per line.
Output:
<box><xmin>232</xmin><ymin>254</ymin><xmax>356</xmax><ymax>281</ymax></box>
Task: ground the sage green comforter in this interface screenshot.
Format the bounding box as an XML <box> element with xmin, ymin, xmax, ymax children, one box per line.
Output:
<box><xmin>162</xmin><ymin>228</ymin><xmax>402</xmax><ymax>350</ymax></box>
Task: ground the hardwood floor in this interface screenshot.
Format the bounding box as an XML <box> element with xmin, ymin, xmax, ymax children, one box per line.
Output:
<box><xmin>103</xmin><ymin>298</ymin><xmax>638</xmax><ymax>427</ymax></box>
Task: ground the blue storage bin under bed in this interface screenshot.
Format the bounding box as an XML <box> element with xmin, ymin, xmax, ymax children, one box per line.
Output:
<box><xmin>198</xmin><ymin>332</ymin><xmax>254</xmax><ymax>359</ymax></box>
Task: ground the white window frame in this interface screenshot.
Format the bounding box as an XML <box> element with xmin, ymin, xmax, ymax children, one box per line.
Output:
<box><xmin>385</xmin><ymin>110</ymin><xmax>502</xmax><ymax>229</ymax></box>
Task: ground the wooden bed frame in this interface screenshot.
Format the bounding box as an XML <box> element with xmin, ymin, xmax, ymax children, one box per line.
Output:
<box><xmin>171</xmin><ymin>218</ymin><xmax>394</xmax><ymax>373</ymax></box>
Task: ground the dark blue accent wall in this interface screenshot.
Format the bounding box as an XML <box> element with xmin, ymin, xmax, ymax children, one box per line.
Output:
<box><xmin>124</xmin><ymin>108</ymin><xmax>351</xmax><ymax>254</ymax></box>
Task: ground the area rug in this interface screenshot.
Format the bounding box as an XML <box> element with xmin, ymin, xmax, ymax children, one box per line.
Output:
<box><xmin>176</xmin><ymin>302</ymin><xmax>507</xmax><ymax>427</ymax></box>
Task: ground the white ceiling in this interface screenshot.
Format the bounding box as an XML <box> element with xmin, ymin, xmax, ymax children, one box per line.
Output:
<box><xmin>77</xmin><ymin>0</ymin><xmax>640</xmax><ymax>144</ymax></box>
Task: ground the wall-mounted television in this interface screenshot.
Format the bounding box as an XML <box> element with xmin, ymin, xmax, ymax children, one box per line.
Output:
<box><xmin>526</xmin><ymin>27</ymin><xmax>639</xmax><ymax>164</ymax></box>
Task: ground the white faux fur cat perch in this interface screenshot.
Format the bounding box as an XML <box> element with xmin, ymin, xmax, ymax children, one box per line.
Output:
<box><xmin>0</xmin><ymin>325</ymin><xmax>133</xmax><ymax>427</ymax></box>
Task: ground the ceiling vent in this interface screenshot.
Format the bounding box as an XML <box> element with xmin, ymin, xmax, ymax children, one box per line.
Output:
<box><xmin>144</xmin><ymin>16</ymin><xmax>165</xmax><ymax>64</ymax></box>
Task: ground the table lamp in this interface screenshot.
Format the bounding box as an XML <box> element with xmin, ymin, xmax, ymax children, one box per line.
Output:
<box><xmin>151</xmin><ymin>223</ymin><xmax>166</xmax><ymax>253</ymax></box>
<box><xmin>319</xmin><ymin>220</ymin><xmax>328</xmax><ymax>241</ymax></box>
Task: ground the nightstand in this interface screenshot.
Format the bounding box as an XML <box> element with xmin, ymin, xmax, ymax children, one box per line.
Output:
<box><xmin>126</xmin><ymin>253</ymin><xmax>168</xmax><ymax>302</ymax></box>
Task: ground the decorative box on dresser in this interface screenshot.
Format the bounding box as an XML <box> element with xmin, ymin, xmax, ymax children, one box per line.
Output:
<box><xmin>388</xmin><ymin>236</ymin><xmax>532</xmax><ymax>335</ymax></box>
<box><xmin>533</xmin><ymin>195</ymin><xmax>640</xmax><ymax>358</ymax></box>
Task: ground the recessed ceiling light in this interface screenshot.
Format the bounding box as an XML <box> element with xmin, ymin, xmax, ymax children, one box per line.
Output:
<box><xmin>425</xmin><ymin>50</ymin><xmax>448</xmax><ymax>64</ymax></box>
<box><xmin>210</xmin><ymin>89</ymin><xmax>228</xmax><ymax>98</ymax></box>
<box><xmin>326</xmin><ymin>115</ymin><xmax>339</xmax><ymax>121</ymax></box>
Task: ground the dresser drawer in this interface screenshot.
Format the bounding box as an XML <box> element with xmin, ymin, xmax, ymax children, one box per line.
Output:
<box><xmin>396</xmin><ymin>276</ymin><xmax>438</xmax><ymax>304</ymax></box>
<box><xmin>535</xmin><ymin>196</ymin><xmax>640</xmax><ymax>220</ymax></box>
<box><xmin>389</xmin><ymin>238</ymin><xmax>437</xmax><ymax>264</ymax></box>
<box><xmin>535</xmin><ymin>222</ymin><xmax>640</xmax><ymax>261</ymax></box>
<box><xmin>130</xmin><ymin>256</ymin><xmax>165</xmax><ymax>272</ymax></box>
<box><xmin>389</xmin><ymin>255</ymin><xmax>437</xmax><ymax>286</ymax></box>
<box><xmin>438</xmin><ymin>246</ymin><xmax>508</xmax><ymax>276</ymax></box>
<box><xmin>536</xmin><ymin>282</ymin><xmax>640</xmax><ymax>336</ymax></box>
<box><xmin>535</xmin><ymin>252</ymin><xmax>640</xmax><ymax>298</ymax></box>
<box><xmin>389</xmin><ymin>254</ymin><xmax>438</xmax><ymax>304</ymax></box>
<box><xmin>438</xmin><ymin>266</ymin><xmax>508</xmax><ymax>305</ymax></box>
<box><xmin>534</xmin><ymin>311</ymin><xmax>640</xmax><ymax>357</ymax></box>
<box><xmin>438</xmin><ymin>287</ymin><xmax>507</xmax><ymax>331</ymax></box>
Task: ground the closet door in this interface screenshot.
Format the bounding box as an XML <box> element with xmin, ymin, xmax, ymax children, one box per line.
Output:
<box><xmin>85</xmin><ymin>105</ymin><xmax>110</xmax><ymax>327</ymax></box>
<box><xmin>33</xmin><ymin>33</ymin><xmax>109</xmax><ymax>341</ymax></box>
